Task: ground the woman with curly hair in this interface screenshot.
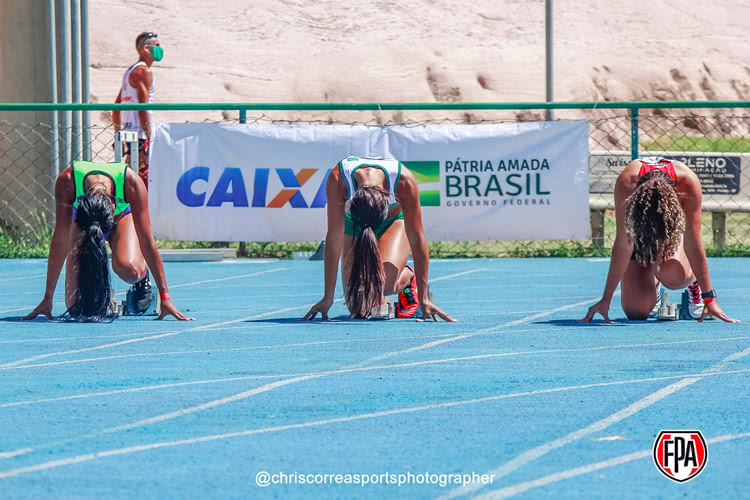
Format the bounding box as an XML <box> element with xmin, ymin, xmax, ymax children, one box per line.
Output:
<box><xmin>301</xmin><ymin>156</ymin><xmax>454</xmax><ymax>321</ymax></box>
<box><xmin>580</xmin><ymin>157</ymin><xmax>737</xmax><ymax>323</ymax></box>
<box><xmin>23</xmin><ymin>161</ymin><xmax>193</xmax><ymax>322</ymax></box>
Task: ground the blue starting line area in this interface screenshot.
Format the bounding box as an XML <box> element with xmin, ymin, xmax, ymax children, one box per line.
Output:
<box><xmin>0</xmin><ymin>257</ymin><xmax>748</xmax><ymax>498</ymax></box>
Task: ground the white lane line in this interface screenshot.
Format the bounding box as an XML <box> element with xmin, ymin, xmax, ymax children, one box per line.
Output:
<box><xmin>430</xmin><ymin>269</ymin><xmax>487</xmax><ymax>282</ymax></box>
<box><xmin>0</xmin><ymin>322</ymin><xmax>310</xmax><ymax>344</ymax></box>
<box><xmin>0</xmin><ymin>267</ymin><xmax>286</xmax><ymax>319</ymax></box>
<box><xmin>475</xmin><ymin>432</ymin><xmax>750</xmax><ymax>500</ymax></box>
<box><xmin>344</xmin><ymin>336</ymin><xmax>472</xmax><ymax>369</ymax></box>
<box><xmin>0</xmin><ymin>301</ymin><xmax>67</xmax><ymax>315</ymax></box>
<box><xmin>0</xmin><ymin>375</ymin><xmax>324</xmax><ymax>460</ymax></box>
<box><xmin>440</xmin><ymin>379</ymin><xmax>700</xmax><ymax>500</ymax></box>
<box><xmin>201</xmin><ymin>259</ymin><xmax>279</xmax><ymax>264</ymax></box>
<box><xmin>709</xmin><ymin>345</ymin><xmax>750</xmax><ymax>373</ymax></box>
<box><xmin>0</xmin><ymin>373</ymin><xmax>291</xmax><ymax>409</ymax></box>
<box><xmin>0</xmin><ymin>301</ymin><xmax>313</xmax><ymax>369</ymax></box>
<box><xmin>8</xmin><ymin>332</ymin><xmax>750</xmax><ymax>372</ymax></box>
<box><xmin>0</xmin><ymin>271</ymin><xmax>596</xmax><ymax>462</ymax></box>
<box><xmin>168</xmin><ymin>268</ymin><xmax>286</xmax><ymax>289</ymax></box>
<box><xmin>0</xmin><ymin>333</ymin><xmax>457</xmax><ymax>371</ymax></box>
<box><xmin>10</xmin><ymin>339</ymin><xmax>750</xmax><ymax>463</ymax></box>
<box><xmin>441</xmin><ymin>344</ymin><xmax>750</xmax><ymax>499</ymax></box>
<box><xmin>98</xmin><ymin>375</ymin><xmax>324</xmax><ymax>434</ymax></box>
<box><xmin>0</xmin><ymin>274</ymin><xmax>46</xmax><ymax>283</ymax></box>
<box><xmin>4</xmin><ymin>335</ymin><xmax>750</xmax><ymax>408</ymax></box>
<box><xmin>425</xmin><ymin>259</ymin><xmax>474</xmax><ymax>263</ymax></box>
<box><xmin>2</xmin><ymin>370</ymin><xmax>750</xmax><ymax>478</ymax></box>
<box><xmin>349</xmin><ymin>296</ymin><xmax>603</xmax><ymax>368</ymax></box>
<box><xmin>0</xmin><ymin>330</ymin><xmax>181</xmax><ymax>368</ymax></box>
<box><xmin>0</xmin><ymin>267</ymin><xmax>476</xmax><ymax>368</ymax></box>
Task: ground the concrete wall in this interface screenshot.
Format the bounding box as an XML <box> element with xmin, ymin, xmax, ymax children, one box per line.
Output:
<box><xmin>0</xmin><ymin>0</ymin><xmax>56</xmax><ymax>235</ymax></box>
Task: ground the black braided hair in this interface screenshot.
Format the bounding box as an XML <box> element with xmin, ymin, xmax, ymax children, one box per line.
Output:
<box><xmin>64</xmin><ymin>190</ymin><xmax>116</xmax><ymax>322</ymax></box>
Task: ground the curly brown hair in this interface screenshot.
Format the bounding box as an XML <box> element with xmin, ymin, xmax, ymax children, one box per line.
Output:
<box><xmin>625</xmin><ymin>170</ymin><xmax>685</xmax><ymax>266</ymax></box>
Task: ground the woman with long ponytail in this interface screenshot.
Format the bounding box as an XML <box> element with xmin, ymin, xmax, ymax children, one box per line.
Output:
<box><xmin>302</xmin><ymin>156</ymin><xmax>454</xmax><ymax>321</ymax></box>
<box><xmin>580</xmin><ymin>158</ymin><xmax>737</xmax><ymax>323</ymax></box>
<box><xmin>66</xmin><ymin>191</ymin><xmax>117</xmax><ymax>320</ymax></box>
<box><xmin>345</xmin><ymin>185</ymin><xmax>389</xmax><ymax>318</ymax></box>
<box><xmin>24</xmin><ymin>160</ymin><xmax>193</xmax><ymax>322</ymax></box>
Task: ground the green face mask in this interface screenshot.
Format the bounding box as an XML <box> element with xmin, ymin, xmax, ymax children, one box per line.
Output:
<box><xmin>148</xmin><ymin>45</ymin><xmax>164</xmax><ymax>62</ymax></box>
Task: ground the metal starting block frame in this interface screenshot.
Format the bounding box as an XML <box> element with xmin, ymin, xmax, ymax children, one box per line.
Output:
<box><xmin>369</xmin><ymin>301</ymin><xmax>396</xmax><ymax>320</ymax></box>
<box><xmin>657</xmin><ymin>290</ymin><xmax>693</xmax><ymax>321</ymax></box>
<box><xmin>111</xmin><ymin>288</ymin><xmax>160</xmax><ymax>317</ymax></box>
<box><xmin>114</xmin><ymin>130</ymin><xmax>140</xmax><ymax>171</ymax></box>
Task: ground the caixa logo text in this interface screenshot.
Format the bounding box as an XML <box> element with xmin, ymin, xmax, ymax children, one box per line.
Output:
<box><xmin>176</xmin><ymin>167</ymin><xmax>331</xmax><ymax>208</ymax></box>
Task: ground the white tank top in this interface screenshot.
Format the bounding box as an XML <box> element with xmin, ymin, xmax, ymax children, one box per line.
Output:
<box><xmin>119</xmin><ymin>61</ymin><xmax>155</xmax><ymax>139</ymax></box>
<box><xmin>338</xmin><ymin>156</ymin><xmax>401</xmax><ymax>207</ymax></box>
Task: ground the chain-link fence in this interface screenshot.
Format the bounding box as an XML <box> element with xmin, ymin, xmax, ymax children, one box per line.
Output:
<box><xmin>1</xmin><ymin>103</ymin><xmax>749</xmax><ymax>257</ymax></box>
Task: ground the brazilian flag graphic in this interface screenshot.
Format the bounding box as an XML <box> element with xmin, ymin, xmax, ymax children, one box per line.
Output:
<box><xmin>402</xmin><ymin>161</ymin><xmax>440</xmax><ymax>207</ymax></box>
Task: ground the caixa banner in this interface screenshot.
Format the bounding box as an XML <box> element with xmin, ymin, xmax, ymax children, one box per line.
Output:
<box><xmin>149</xmin><ymin>121</ymin><xmax>590</xmax><ymax>241</ymax></box>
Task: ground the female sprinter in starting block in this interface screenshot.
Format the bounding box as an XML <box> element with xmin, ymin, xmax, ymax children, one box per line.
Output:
<box><xmin>301</xmin><ymin>156</ymin><xmax>455</xmax><ymax>321</ymax></box>
<box><xmin>23</xmin><ymin>161</ymin><xmax>193</xmax><ymax>321</ymax></box>
<box><xmin>580</xmin><ymin>157</ymin><xmax>737</xmax><ymax>323</ymax></box>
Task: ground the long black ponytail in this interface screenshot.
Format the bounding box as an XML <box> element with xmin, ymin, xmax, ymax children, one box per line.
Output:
<box><xmin>346</xmin><ymin>185</ymin><xmax>389</xmax><ymax>318</ymax></box>
<box><xmin>65</xmin><ymin>191</ymin><xmax>116</xmax><ymax>321</ymax></box>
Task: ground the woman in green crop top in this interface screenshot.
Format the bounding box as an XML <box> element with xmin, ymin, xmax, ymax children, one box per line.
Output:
<box><xmin>23</xmin><ymin>161</ymin><xmax>193</xmax><ymax>321</ymax></box>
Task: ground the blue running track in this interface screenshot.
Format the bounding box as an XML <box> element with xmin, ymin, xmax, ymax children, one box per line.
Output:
<box><xmin>0</xmin><ymin>257</ymin><xmax>748</xmax><ymax>498</ymax></box>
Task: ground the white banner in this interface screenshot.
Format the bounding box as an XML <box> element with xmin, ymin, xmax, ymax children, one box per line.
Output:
<box><xmin>149</xmin><ymin>121</ymin><xmax>590</xmax><ymax>241</ymax></box>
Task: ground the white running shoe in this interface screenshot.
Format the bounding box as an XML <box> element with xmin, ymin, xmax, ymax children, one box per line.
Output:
<box><xmin>651</xmin><ymin>282</ymin><xmax>662</xmax><ymax>317</ymax></box>
<box><xmin>686</xmin><ymin>280</ymin><xmax>704</xmax><ymax>320</ymax></box>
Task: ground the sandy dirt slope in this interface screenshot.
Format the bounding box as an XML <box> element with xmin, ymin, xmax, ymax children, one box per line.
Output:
<box><xmin>89</xmin><ymin>0</ymin><xmax>750</xmax><ymax>127</ymax></box>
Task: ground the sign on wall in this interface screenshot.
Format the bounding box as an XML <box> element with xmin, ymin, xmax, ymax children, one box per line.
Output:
<box><xmin>149</xmin><ymin>121</ymin><xmax>590</xmax><ymax>241</ymax></box>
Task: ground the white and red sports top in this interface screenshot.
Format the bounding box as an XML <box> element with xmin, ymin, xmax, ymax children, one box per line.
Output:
<box><xmin>119</xmin><ymin>61</ymin><xmax>155</xmax><ymax>139</ymax></box>
<box><xmin>637</xmin><ymin>158</ymin><xmax>677</xmax><ymax>182</ymax></box>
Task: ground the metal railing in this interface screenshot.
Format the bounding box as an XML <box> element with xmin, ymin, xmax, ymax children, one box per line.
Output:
<box><xmin>1</xmin><ymin>101</ymin><xmax>749</xmax><ymax>256</ymax></box>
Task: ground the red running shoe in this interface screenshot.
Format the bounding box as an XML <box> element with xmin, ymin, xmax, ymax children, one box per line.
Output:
<box><xmin>396</xmin><ymin>265</ymin><xmax>419</xmax><ymax>318</ymax></box>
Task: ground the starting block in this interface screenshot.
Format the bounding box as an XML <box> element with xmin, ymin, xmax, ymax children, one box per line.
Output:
<box><xmin>111</xmin><ymin>288</ymin><xmax>160</xmax><ymax>317</ymax></box>
<box><xmin>369</xmin><ymin>300</ymin><xmax>396</xmax><ymax>320</ymax></box>
<box><xmin>367</xmin><ymin>286</ymin><xmax>434</xmax><ymax>320</ymax></box>
<box><xmin>657</xmin><ymin>290</ymin><xmax>701</xmax><ymax>321</ymax></box>
<box><xmin>657</xmin><ymin>291</ymin><xmax>680</xmax><ymax>320</ymax></box>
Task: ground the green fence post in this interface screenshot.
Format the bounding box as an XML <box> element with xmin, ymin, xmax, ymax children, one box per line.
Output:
<box><xmin>631</xmin><ymin>106</ymin><xmax>639</xmax><ymax>160</ymax></box>
<box><xmin>238</xmin><ymin>107</ymin><xmax>248</xmax><ymax>257</ymax></box>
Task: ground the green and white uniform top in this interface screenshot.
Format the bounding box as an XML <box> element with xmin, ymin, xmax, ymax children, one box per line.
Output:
<box><xmin>338</xmin><ymin>156</ymin><xmax>402</xmax><ymax>209</ymax></box>
<box><xmin>71</xmin><ymin>161</ymin><xmax>130</xmax><ymax>217</ymax></box>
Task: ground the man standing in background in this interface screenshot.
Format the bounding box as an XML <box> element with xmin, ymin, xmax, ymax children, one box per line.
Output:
<box><xmin>111</xmin><ymin>31</ymin><xmax>162</xmax><ymax>312</ymax></box>
<box><xmin>113</xmin><ymin>31</ymin><xmax>161</xmax><ymax>188</ymax></box>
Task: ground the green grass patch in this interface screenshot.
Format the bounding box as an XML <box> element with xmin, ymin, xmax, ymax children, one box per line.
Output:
<box><xmin>3</xmin><ymin>211</ymin><xmax>750</xmax><ymax>259</ymax></box>
<box><xmin>155</xmin><ymin>240</ymin><xmax>321</xmax><ymax>258</ymax></box>
<box><xmin>0</xmin><ymin>232</ymin><xmax>51</xmax><ymax>258</ymax></box>
<box><xmin>641</xmin><ymin>136</ymin><xmax>750</xmax><ymax>153</ymax></box>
